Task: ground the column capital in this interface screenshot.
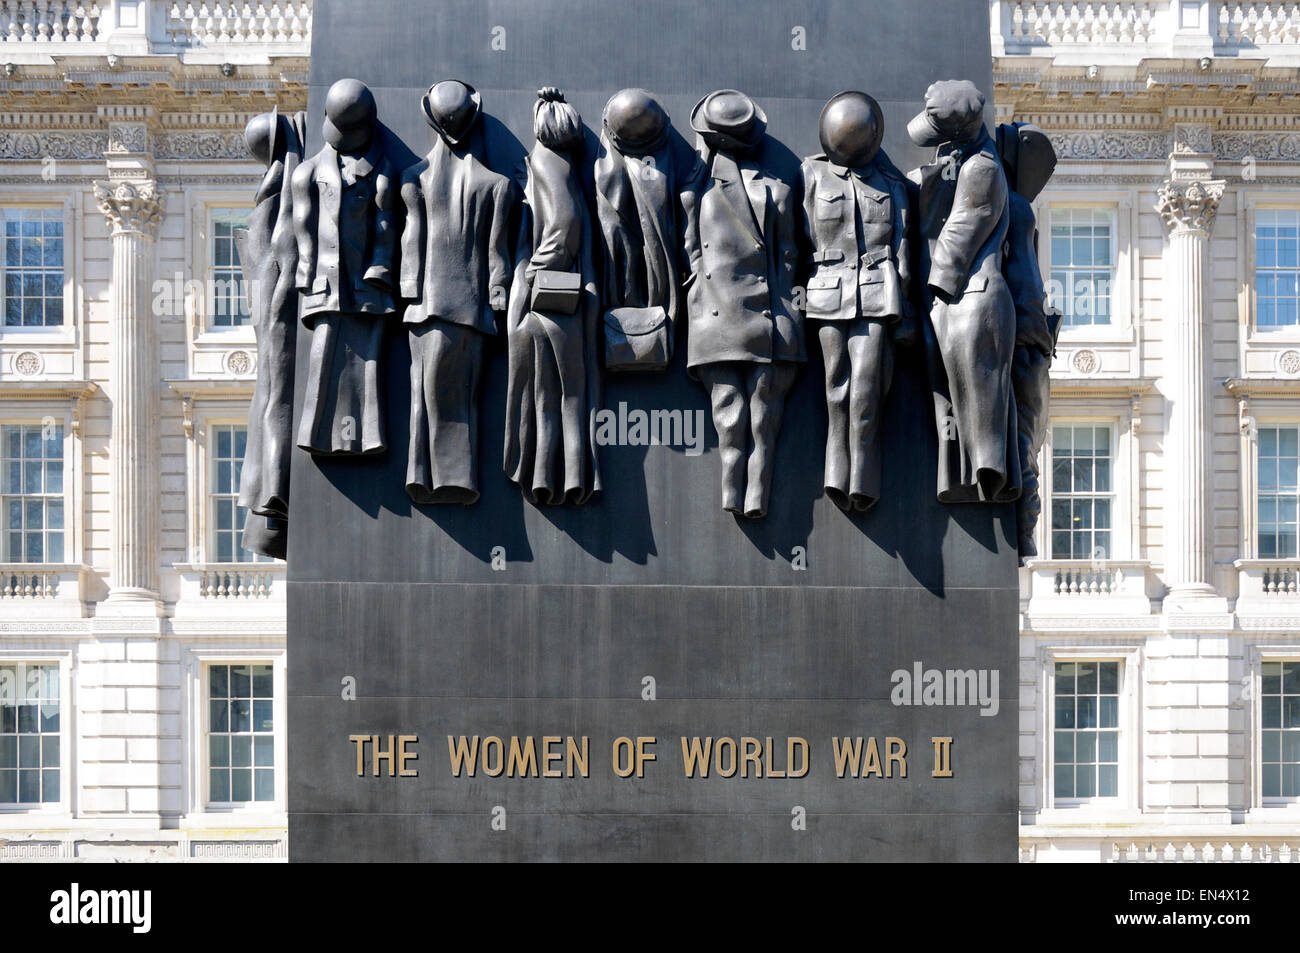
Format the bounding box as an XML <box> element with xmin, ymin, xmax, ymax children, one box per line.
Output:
<box><xmin>1156</xmin><ymin>178</ymin><xmax>1224</xmax><ymax>236</ymax></box>
<box><xmin>94</xmin><ymin>178</ymin><xmax>164</xmax><ymax>237</ymax></box>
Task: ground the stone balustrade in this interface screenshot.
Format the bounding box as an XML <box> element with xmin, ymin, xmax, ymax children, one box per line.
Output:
<box><xmin>1024</xmin><ymin>559</ymin><xmax>1157</xmax><ymax>617</ymax></box>
<box><xmin>0</xmin><ymin>563</ymin><xmax>89</xmax><ymax>617</ymax></box>
<box><xmin>0</xmin><ymin>0</ymin><xmax>311</xmax><ymax>52</ymax></box>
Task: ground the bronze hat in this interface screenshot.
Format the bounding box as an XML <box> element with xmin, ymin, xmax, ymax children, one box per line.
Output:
<box><xmin>818</xmin><ymin>91</ymin><xmax>884</xmax><ymax>169</ymax></box>
<box><xmin>421</xmin><ymin>79</ymin><xmax>482</xmax><ymax>147</ymax></box>
<box><xmin>907</xmin><ymin>79</ymin><xmax>985</xmax><ymax>148</ymax></box>
<box><xmin>323</xmin><ymin>78</ymin><xmax>377</xmax><ymax>153</ymax></box>
<box><xmin>603</xmin><ymin>88</ymin><xmax>669</xmax><ymax>155</ymax></box>
<box><xmin>243</xmin><ymin>104</ymin><xmax>282</xmax><ymax>167</ymax></box>
<box><xmin>690</xmin><ymin>89</ymin><xmax>766</xmax><ymax>153</ymax></box>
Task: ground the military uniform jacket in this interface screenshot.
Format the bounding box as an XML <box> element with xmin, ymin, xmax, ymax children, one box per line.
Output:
<box><xmin>800</xmin><ymin>156</ymin><xmax>911</xmax><ymax>324</ymax></box>
<box><xmin>680</xmin><ymin>150</ymin><xmax>804</xmax><ymax>373</ymax></box>
<box><xmin>291</xmin><ymin>137</ymin><xmax>397</xmax><ymax>326</ymax></box>
<box><xmin>398</xmin><ymin>138</ymin><xmax>514</xmax><ymax>334</ymax></box>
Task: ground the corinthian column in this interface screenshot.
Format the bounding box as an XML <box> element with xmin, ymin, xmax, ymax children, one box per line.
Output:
<box><xmin>94</xmin><ymin>178</ymin><xmax>165</xmax><ymax>611</ymax></box>
<box><xmin>1156</xmin><ymin>178</ymin><xmax>1224</xmax><ymax>602</ymax></box>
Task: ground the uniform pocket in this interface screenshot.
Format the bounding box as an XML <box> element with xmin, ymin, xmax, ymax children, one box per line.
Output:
<box><xmin>806</xmin><ymin>275</ymin><xmax>843</xmax><ymax>315</ymax></box>
<box><xmin>815</xmin><ymin>191</ymin><xmax>845</xmax><ymax>220</ymax></box>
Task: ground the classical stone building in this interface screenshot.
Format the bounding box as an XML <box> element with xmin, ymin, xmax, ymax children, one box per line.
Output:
<box><xmin>0</xmin><ymin>1</ymin><xmax>1297</xmax><ymax>861</ymax></box>
<box><xmin>0</xmin><ymin>1</ymin><xmax>305</xmax><ymax>860</ymax></box>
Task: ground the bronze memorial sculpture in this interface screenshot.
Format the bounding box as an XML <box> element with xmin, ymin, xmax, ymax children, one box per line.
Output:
<box><xmin>594</xmin><ymin>88</ymin><xmax>683</xmax><ymax>373</ymax></box>
<box><xmin>996</xmin><ymin>121</ymin><xmax>1061</xmax><ymax>558</ymax></box>
<box><xmin>681</xmin><ymin>89</ymin><xmax>805</xmax><ymax>518</ymax></box>
<box><xmin>292</xmin><ymin>77</ymin><xmax>398</xmax><ymax>456</ymax></box>
<box><xmin>234</xmin><ymin>107</ymin><xmax>306</xmax><ymax>559</ymax></box>
<box><xmin>400</xmin><ymin>80</ymin><xmax>515</xmax><ymax>505</ymax></box>
<box><xmin>503</xmin><ymin>88</ymin><xmax>603</xmax><ymax>505</ymax></box>
<box><xmin>909</xmin><ymin>79</ymin><xmax>1020</xmax><ymax>504</ymax></box>
<box><xmin>800</xmin><ymin>91</ymin><xmax>913</xmax><ymax>512</ymax></box>
<box><xmin>243</xmin><ymin>75</ymin><xmax>1040</xmax><ymax>527</ymax></box>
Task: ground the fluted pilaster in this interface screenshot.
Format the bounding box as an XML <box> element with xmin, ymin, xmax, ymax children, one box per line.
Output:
<box><xmin>1156</xmin><ymin>178</ymin><xmax>1224</xmax><ymax>600</ymax></box>
<box><xmin>94</xmin><ymin>179</ymin><xmax>165</xmax><ymax>609</ymax></box>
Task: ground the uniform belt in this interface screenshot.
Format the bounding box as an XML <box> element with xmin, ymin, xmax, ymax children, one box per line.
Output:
<box><xmin>860</xmin><ymin>250</ymin><xmax>888</xmax><ymax>268</ymax></box>
<box><xmin>811</xmin><ymin>249</ymin><xmax>845</xmax><ymax>264</ymax></box>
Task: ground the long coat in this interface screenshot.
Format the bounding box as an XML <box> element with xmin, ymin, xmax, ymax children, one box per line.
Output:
<box><xmin>291</xmin><ymin>137</ymin><xmax>397</xmax><ymax>321</ymax></box>
<box><xmin>398</xmin><ymin>138</ymin><xmax>514</xmax><ymax>333</ymax></box>
<box><xmin>502</xmin><ymin>144</ymin><xmax>602</xmax><ymax>505</ymax></box>
<box><xmin>236</xmin><ymin>112</ymin><xmax>305</xmax><ymax>520</ymax></box>
<box><xmin>291</xmin><ymin>135</ymin><xmax>398</xmax><ymax>455</ymax></box>
<box><xmin>680</xmin><ymin>149</ymin><xmax>804</xmax><ymax>375</ymax></box>
<box><xmin>398</xmin><ymin>137</ymin><xmax>515</xmax><ymax>503</ymax></box>
<box><xmin>594</xmin><ymin>130</ymin><xmax>683</xmax><ymax>319</ymax></box>
<box><xmin>916</xmin><ymin>130</ymin><xmax>1020</xmax><ymax>503</ymax></box>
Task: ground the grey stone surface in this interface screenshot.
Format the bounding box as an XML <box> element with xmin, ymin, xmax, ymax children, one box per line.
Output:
<box><xmin>289</xmin><ymin>0</ymin><xmax>1011</xmax><ymax>862</ymax></box>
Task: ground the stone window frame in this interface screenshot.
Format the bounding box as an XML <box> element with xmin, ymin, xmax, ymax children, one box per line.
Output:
<box><xmin>1036</xmin><ymin>191</ymin><xmax>1136</xmax><ymax>346</ymax></box>
<box><xmin>167</xmin><ymin>382</ymin><xmax>257</xmax><ymax>568</ymax></box>
<box><xmin>1039</xmin><ymin>401</ymin><xmax>1139</xmax><ymax>562</ymax></box>
<box><xmin>0</xmin><ymin>404</ymin><xmax>85</xmax><ymax>569</ymax></box>
<box><xmin>1240</xmin><ymin>194</ymin><xmax>1300</xmax><ymax>345</ymax></box>
<box><xmin>1244</xmin><ymin>644</ymin><xmax>1300</xmax><ymax>817</ymax></box>
<box><xmin>0</xmin><ymin>191</ymin><xmax>81</xmax><ymax>351</ymax></box>
<box><xmin>1033</xmin><ymin>642</ymin><xmax>1143</xmax><ymax>821</ymax></box>
<box><xmin>0</xmin><ymin>650</ymin><xmax>73</xmax><ymax>822</ymax></box>
<box><xmin>184</xmin><ymin>191</ymin><xmax>255</xmax><ymax>345</ymax></box>
<box><xmin>182</xmin><ymin>646</ymin><xmax>286</xmax><ymax>823</ymax></box>
<box><xmin>1237</xmin><ymin>399</ymin><xmax>1300</xmax><ymax>560</ymax></box>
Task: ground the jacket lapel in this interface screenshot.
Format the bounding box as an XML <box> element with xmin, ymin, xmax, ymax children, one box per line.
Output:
<box><xmin>711</xmin><ymin>152</ymin><xmax>762</xmax><ymax>245</ymax></box>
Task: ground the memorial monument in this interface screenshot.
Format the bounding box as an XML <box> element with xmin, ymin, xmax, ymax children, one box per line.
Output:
<box><xmin>262</xmin><ymin>0</ymin><xmax>1042</xmax><ymax>862</ymax></box>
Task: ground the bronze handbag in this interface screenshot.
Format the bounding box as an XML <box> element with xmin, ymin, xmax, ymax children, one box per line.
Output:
<box><xmin>531</xmin><ymin>269</ymin><xmax>582</xmax><ymax>314</ymax></box>
<box><xmin>603</xmin><ymin>305</ymin><xmax>671</xmax><ymax>372</ymax></box>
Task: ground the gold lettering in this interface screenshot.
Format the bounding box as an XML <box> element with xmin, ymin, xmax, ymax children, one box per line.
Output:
<box><xmin>398</xmin><ymin>734</ymin><xmax>419</xmax><ymax>777</ymax></box>
<box><xmin>373</xmin><ymin>734</ymin><xmax>396</xmax><ymax>777</ymax></box>
<box><xmin>886</xmin><ymin>737</ymin><xmax>907</xmax><ymax>778</ymax></box>
<box><xmin>931</xmin><ymin>736</ymin><xmax>953</xmax><ymax>778</ymax></box>
<box><xmin>349</xmin><ymin>734</ymin><xmax>369</xmax><ymax>777</ymax></box>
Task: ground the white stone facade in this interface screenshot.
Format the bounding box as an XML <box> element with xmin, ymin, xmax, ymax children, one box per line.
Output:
<box><xmin>0</xmin><ymin>0</ymin><xmax>303</xmax><ymax>860</ymax></box>
<box><xmin>0</xmin><ymin>1</ymin><xmax>1297</xmax><ymax>862</ymax></box>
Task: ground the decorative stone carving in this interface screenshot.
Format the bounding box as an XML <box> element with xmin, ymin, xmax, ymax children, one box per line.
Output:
<box><xmin>1172</xmin><ymin>123</ymin><xmax>1214</xmax><ymax>155</ymax></box>
<box><xmin>681</xmin><ymin>88</ymin><xmax>804</xmax><ymax>518</ymax></box>
<box><xmin>1072</xmin><ymin>348</ymin><xmax>1099</xmax><ymax>374</ymax></box>
<box><xmin>1214</xmin><ymin>132</ymin><xmax>1300</xmax><ymax>161</ymax></box>
<box><xmin>107</xmin><ymin>121</ymin><xmax>149</xmax><ymax>154</ymax></box>
<box><xmin>292</xmin><ymin>78</ymin><xmax>398</xmax><ymax>456</ymax></box>
<box><xmin>1155</xmin><ymin>179</ymin><xmax>1224</xmax><ymax>234</ymax></box>
<box><xmin>910</xmin><ymin>79</ymin><xmax>1019</xmax><ymax>504</ymax></box>
<box><xmin>1278</xmin><ymin>349</ymin><xmax>1300</xmax><ymax>377</ymax></box>
<box><xmin>399</xmin><ymin>80</ymin><xmax>514</xmax><ymax>505</ymax></box>
<box><xmin>800</xmin><ymin>90</ymin><xmax>911</xmax><ymax>512</ymax></box>
<box><xmin>155</xmin><ymin>131</ymin><xmax>249</xmax><ymax>160</ymax></box>
<box><xmin>93</xmin><ymin>179</ymin><xmax>165</xmax><ymax>236</ymax></box>
<box><xmin>0</xmin><ymin>132</ymin><xmax>109</xmax><ymax>160</ymax></box>
<box><xmin>12</xmin><ymin>351</ymin><xmax>43</xmax><ymax>377</ymax></box>
<box><xmin>998</xmin><ymin>121</ymin><xmax>1061</xmax><ymax>560</ymax></box>
<box><xmin>1048</xmin><ymin>131</ymin><xmax>1171</xmax><ymax>161</ymax></box>
<box><xmin>225</xmin><ymin>349</ymin><xmax>255</xmax><ymax>376</ymax></box>
<box><xmin>503</xmin><ymin>87</ymin><xmax>603</xmax><ymax>505</ymax></box>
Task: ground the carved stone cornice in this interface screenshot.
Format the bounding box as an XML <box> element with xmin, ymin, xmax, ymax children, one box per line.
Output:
<box><xmin>1156</xmin><ymin>179</ymin><xmax>1225</xmax><ymax>235</ymax></box>
<box><xmin>94</xmin><ymin>179</ymin><xmax>164</xmax><ymax>237</ymax></box>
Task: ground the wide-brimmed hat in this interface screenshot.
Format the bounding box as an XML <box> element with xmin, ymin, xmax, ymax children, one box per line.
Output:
<box><xmin>243</xmin><ymin>104</ymin><xmax>282</xmax><ymax>167</ymax></box>
<box><xmin>907</xmin><ymin>79</ymin><xmax>985</xmax><ymax>148</ymax></box>
<box><xmin>996</xmin><ymin>121</ymin><xmax>1056</xmax><ymax>202</ymax></box>
<box><xmin>323</xmin><ymin>78</ymin><xmax>377</xmax><ymax>152</ymax></box>
<box><xmin>818</xmin><ymin>90</ymin><xmax>884</xmax><ymax>169</ymax></box>
<box><xmin>690</xmin><ymin>89</ymin><xmax>766</xmax><ymax>153</ymax></box>
<box><xmin>603</xmin><ymin>88</ymin><xmax>669</xmax><ymax>155</ymax></box>
<box><xmin>421</xmin><ymin>79</ymin><xmax>482</xmax><ymax>147</ymax></box>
